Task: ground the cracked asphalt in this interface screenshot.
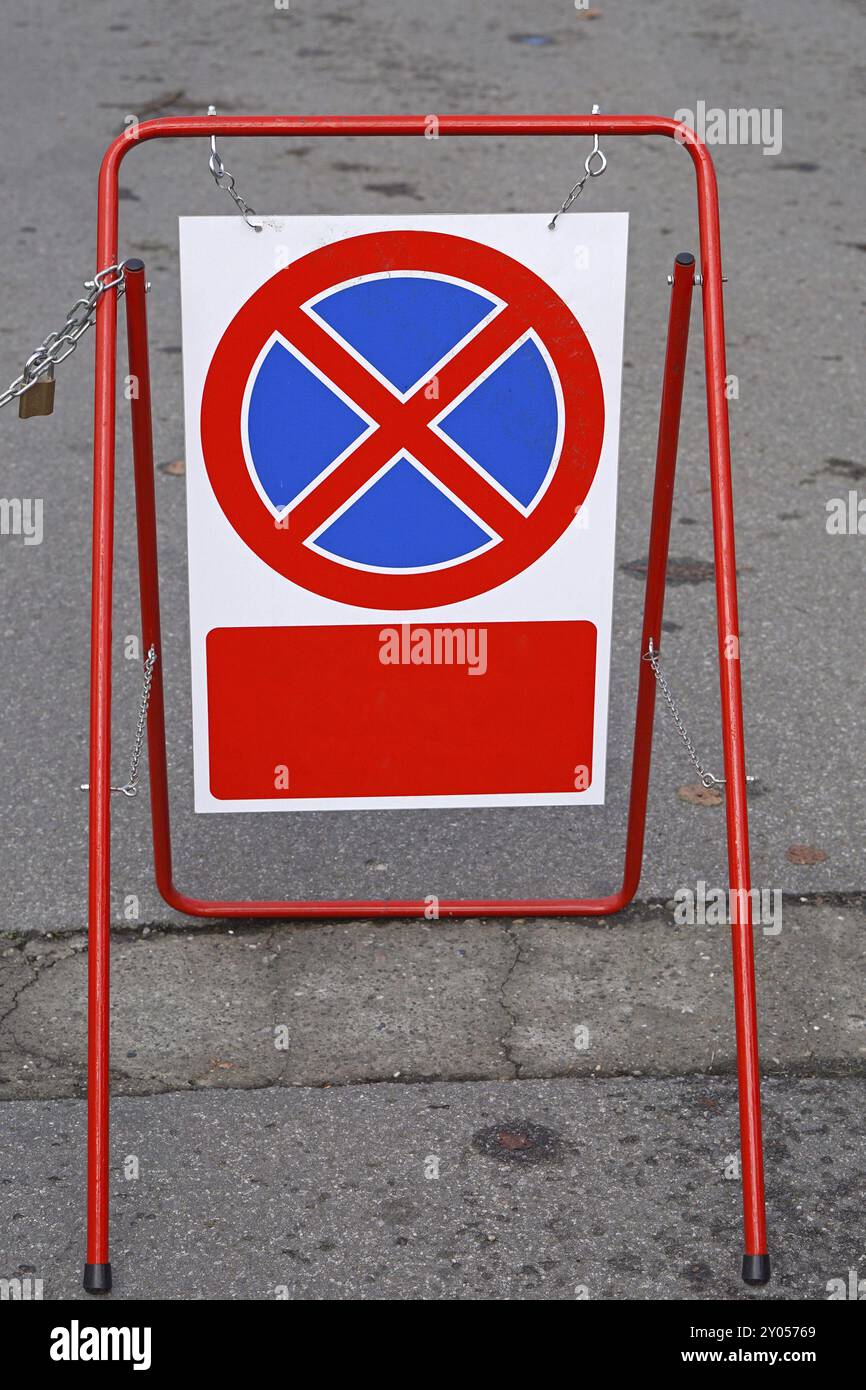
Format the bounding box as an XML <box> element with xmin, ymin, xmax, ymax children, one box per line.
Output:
<box><xmin>2</xmin><ymin>897</ymin><xmax>864</xmax><ymax>1298</ymax></box>
<box><xmin>0</xmin><ymin>0</ymin><xmax>864</xmax><ymax>1300</ymax></box>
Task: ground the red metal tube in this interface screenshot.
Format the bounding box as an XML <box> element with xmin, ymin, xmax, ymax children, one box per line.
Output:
<box><xmin>84</xmin><ymin>158</ymin><xmax>119</xmax><ymax>1296</ymax></box>
<box><xmin>124</xmin><ymin>264</ymin><xmax>175</xmax><ymax>901</ymax></box>
<box><xmin>697</xmin><ymin>194</ymin><xmax>768</xmax><ymax>1268</ymax></box>
<box><xmin>129</xmin><ymin>253</ymin><xmax>696</xmax><ymax>922</ymax></box>
<box><xmin>620</xmin><ymin>252</ymin><xmax>695</xmax><ymax>900</ymax></box>
<box><xmin>160</xmin><ymin>888</ymin><xmax>636</xmax><ymax>919</ymax></box>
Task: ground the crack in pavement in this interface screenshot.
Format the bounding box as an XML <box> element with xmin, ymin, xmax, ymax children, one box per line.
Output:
<box><xmin>0</xmin><ymin>937</ymin><xmax>75</xmax><ymax>1031</ymax></box>
<box><xmin>498</xmin><ymin>924</ymin><xmax>526</xmax><ymax>1079</ymax></box>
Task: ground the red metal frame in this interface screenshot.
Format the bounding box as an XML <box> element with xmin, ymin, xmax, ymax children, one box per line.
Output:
<box><xmin>85</xmin><ymin>114</ymin><xmax>768</xmax><ymax>1292</ymax></box>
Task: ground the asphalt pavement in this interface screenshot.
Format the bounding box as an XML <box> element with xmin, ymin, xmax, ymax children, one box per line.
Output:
<box><xmin>3</xmin><ymin>1076</ymin><xmax>863</xmax><ymax>1301</ymax></box>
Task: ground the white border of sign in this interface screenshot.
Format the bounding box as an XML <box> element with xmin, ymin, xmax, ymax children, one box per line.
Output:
<box><xmin>179</xmin><ymin>213</ymin><xmax>629</xmax><ymax>812</ymax></box>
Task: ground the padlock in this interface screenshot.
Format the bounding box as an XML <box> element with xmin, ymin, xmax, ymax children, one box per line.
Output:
<box><xmin>18</xmin><ymin>363</ymin><xmax>56</xmax><ymax>418</ymax></box>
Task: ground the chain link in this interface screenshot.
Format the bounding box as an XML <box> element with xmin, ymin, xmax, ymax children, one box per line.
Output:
<box><xmin>81</xmin><ymin>645</ymin><xmax>157</xmax><ymax>798</ymax></box>
<box><xmin>207</xmin><ymin>106</ymin><xmax>262</xmax><ymax>231</ymax></box>
<box><xmin>643</xmin><ymin>639</ymin><xmax>726</xmax><ymax>789</ymax></box>
<box><xmin>123</xmin><ymin>644</ymin><xmax>158</xmax><ymax>796</ymax></box>
<box><xmin>549</xmin><ymin>104</ymin><xmax>608</xmax><ymax>230</ymax></box>
<box><xmin>0</xmin><ymin>263</ymin><xmax>129</xmax><ymax>411</ymax></box>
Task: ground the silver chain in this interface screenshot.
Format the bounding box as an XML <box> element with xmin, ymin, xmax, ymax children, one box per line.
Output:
<box><xmin>0</xmin><ymin>262</ymin><xmax>129</xmax><ymax>410</ymax></box>
<box><xmin>207</xmin><ymin>106</ymin><xmax>262</xmax><ymax>232</ymax></box>
<box><xmin>549</xmin><ymin>104</ymin><xmax>608</xmax><ymax>230</ymax></box>
<box><xmin>81</xmin><ymin>645</ymin><xmax>157</xmax><ymax>798</ymax></box>
<box><xmin>643</xmin><ymin>639</ymin><xmax>727</xmax><ymax>789</ymax></box>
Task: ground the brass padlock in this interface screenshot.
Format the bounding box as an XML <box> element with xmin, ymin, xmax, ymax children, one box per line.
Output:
<box><xmin>18</xmin><ymin>363</ymin><xmax>56</xmax><ymax>418</ymax></box>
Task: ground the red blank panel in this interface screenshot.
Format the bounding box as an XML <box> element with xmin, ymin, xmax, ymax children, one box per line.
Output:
<box><xmin>206</xmin><ymin>620</ymin><xmax>596</xmax><ymax>801</ymax></box>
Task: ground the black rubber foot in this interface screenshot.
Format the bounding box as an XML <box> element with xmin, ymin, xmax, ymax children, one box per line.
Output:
<box><xmin>83</xmin><ymin>1262</ymin><xmax>112</xmax><ymax>1294</ymax></box>
<box><xmin>742</xmin><ymin>1253</ymin><xmax>771</xmax><ymax>1286</ymax></box>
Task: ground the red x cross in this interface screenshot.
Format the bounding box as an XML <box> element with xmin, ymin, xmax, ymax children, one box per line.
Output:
<box><xmin>281</xmin><ymin>298</ymin><xmax>530</xmax><ymax>544</ymax></box>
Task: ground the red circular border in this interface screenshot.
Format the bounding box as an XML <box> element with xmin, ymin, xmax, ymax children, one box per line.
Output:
<box><xmin>201</xmin><ymin>231</ymin><xmax>605</xmax><ymax>609</ymax></box>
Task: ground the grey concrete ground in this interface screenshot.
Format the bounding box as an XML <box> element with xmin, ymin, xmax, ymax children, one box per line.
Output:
<box><xmin>2</xmin><ymin>1077</ymin><xmax>864</xmax><ymax>1301</ymax></box>
<box><xmin>1</xmin><ymin>900</ymin><xmax>864</xmax><ymax>1298</ymax></box>
<box><xmin>1</xmin><ymin>900</ymin><xmax>864</xmax><ymax>1100</ymax></box>
<box><xmin>0</xmin><ymin>0</ymin><xmax>863</xmax><ymax>1301</ymax></box>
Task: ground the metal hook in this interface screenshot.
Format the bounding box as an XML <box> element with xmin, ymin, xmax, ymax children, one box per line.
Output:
<box><xmin>206</xmin><ymin>106</ymin><xmax>262</xmax><ymax>232</ymax></box>
<box><xmin>549</xmin><ymin>103</ymin><xmax>607</xmax><ymax>230</ymax></box>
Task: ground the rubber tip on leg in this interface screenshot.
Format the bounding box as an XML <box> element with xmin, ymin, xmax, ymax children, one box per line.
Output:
<box><xmin>83</xmin><ymin>1262</ymin><xmax>112</xmax><ymax>1294</ymax></box>
<box><xmin>742</xmin><ymin>1253</ymin><xmax>771</xmax><ymax>1286</ymax></box>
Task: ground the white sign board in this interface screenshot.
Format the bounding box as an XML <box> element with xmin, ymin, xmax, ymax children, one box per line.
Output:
<box><xmin>179</xmin><ymin>214</ymin><xmax>628</xmax><ymax>812</ymax></box>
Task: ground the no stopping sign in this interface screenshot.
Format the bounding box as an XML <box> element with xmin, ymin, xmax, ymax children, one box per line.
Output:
<box><xmin>200</xmin><ymin>230</ymin><xmax>605</xmax><ymax>609</ymax></box>
<box><xmin>181</xmin><ymin>214</ymin><xmax>628</xmax><ymax>810</ymax></box>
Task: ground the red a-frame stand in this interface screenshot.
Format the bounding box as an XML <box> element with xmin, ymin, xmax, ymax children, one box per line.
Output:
<box><xmin>84</xmin><ymin>113</ymin><xmax>769</xmax><ymax>1293</ymax></box>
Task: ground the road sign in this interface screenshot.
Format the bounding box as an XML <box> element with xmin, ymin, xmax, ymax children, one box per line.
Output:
<box><xmin>180</xmin><ymin>214</ymin><xmax>628</xmax><ymax>811</ymax></box>
<box><xmin>200</xmin><ymin>229</ymin><xmax>605</xmax><ymax>609</ymax></box>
